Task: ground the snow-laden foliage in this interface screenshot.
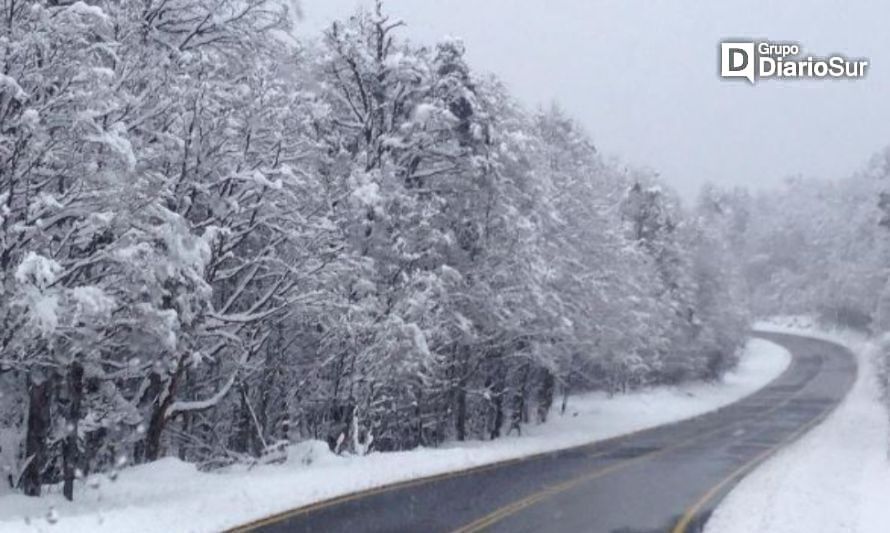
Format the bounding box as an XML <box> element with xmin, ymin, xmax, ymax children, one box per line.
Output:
<box><xmin>717</xmin><ymin>152</ymin><xmax>890</xmax><ymax>331</ymax></box>
<box><xmin>0</xmin><ymin>1</ymin><xmax>747</xmax><ymax>500</ymax></box>
<box><xmin>718</xmin><ymin>149</ymin><xmax>890</xmax><ymax>438</ymax></box>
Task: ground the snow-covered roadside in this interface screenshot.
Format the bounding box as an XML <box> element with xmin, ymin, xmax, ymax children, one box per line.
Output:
<box><xmin>705</xmin><ymin>321</ymin><xmax>890</xmax><ymax>533</ymax></box>
<box><xmin>0</xmin><ymin>338</ymin><xmax>790</xmax><ymax>533</ymax></box>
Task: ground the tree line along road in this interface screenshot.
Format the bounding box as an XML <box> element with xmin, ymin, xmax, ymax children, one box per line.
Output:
<box><xmin>230</xmin><ymin>332</ymin><xmax>856</xmax><ymax>533</ymax></box>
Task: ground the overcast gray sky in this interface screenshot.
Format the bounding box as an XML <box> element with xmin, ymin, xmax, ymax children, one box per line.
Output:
<box><xmin>298</xmin><ymin>0</ymin><xmax>890</xmax><ymax>200</ymax></box>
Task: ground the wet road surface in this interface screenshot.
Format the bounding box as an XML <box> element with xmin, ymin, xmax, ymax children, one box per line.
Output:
<box><xmin>233</xmin><ymin>332</ymin><xmax>856</xmax><ymax>533</ymax></box>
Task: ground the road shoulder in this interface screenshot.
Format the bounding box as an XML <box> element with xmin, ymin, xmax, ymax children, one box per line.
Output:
<box><xmin>705</xmin><ymin>329</ymin><xmax>889</xmax><ymax>533</ymax></box>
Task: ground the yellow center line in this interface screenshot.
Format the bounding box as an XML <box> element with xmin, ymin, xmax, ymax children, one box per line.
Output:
<box><xmin>229</xmin><ymin>346</ymin><xmax>833</xmax><ymax>533</ymax></box>
<box><xmin>225</xmin><ymin>459</ymin><xmax>525</xmax><ymax>532</ymax></box>
<box><xmin>451</xmin><ymin>356</ymin><xmax>832</xmax><ymax>533</ymax></box>
<box><xmin>227</xmin><ymin>419</ymin><xmax>678</xmax><ymax>531</ymax></box>
<box><xmin>452</xmin><ymin>454</ymin><xmax>658</xmax><ymax>533</ymax></box>
<box><xmin>670</xmin><ymin>390</ymin><xmax>845</xmax><ymax>533</ymax></box>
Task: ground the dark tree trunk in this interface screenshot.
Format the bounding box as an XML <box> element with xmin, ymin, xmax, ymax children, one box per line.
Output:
<box><xmin>144</xmin><ymin>400</ymin><xmax>167</xmax><ymax>462</ymax></box>
<box><xmin>560</xmin><ymin>383</ymin><xmax>570</xmax><ymax>415</ymax></box>
<box><xmin>489</xmin><ymin>368</ymin><xmax>506</xmax><ymax>440</ymax></box>
<box><xmin>143</xmin><ymin>357</ymin><xmax>185</xmax><ymax>462</ymax></box>
<box><xmin>453</xmin><ymin>345</ymin><xmax>470</xmax><ymax>442</ymax></box>
<box><xmin>490</xmin><ymin>390</ymin><xmax>504</xmax><ymax>440</ymax></box>
<box><xmin>455</xmin><ymin>383</ymin><xmax>466</xmax><ymax>441</ymax></box>
<box><xmin>257</xmin><ymin>373</ymin><xmax>272</xmax><ymax>445</ymax></box>
<box><xmin>134</xmin><ymin>372</ymin><xmax>162</xmax><ymax>464</ymax></box>
<box><xmin>537</xmin><ymin>369</ymin><xmax>554</xmax><ymax>423</ymax></box>
<box><xmin>413</xmin><ymin>386</ymin><xmax>423</xmax><ymax>447</ymax></box>
<box><xmin>508</xmin><ymin>365</ymin><xmax>530</xmax><ymax>436</ymax></box>
<box><xmin>520</xmin><ymin>366</ymin><xmax>530</xmax><ymax>424</ymax></box>
<box><xmin>62</xmin><ymin>361</ymin><xmax>84</xmax><ymax>501</ymax></box>
<box><xmin>178</xmin><ymin>368</ymin><xmax>193</xmax><ymax>461</ymax></box>
<box><xmin>22</xmin><ymin>371</ymin><xmax>53</xmax><ymax>497</ymax></box>
<box><xmin>233</xmin><ymin>384</ymin><xmax>263</xmax><ymax>456</ymax></box>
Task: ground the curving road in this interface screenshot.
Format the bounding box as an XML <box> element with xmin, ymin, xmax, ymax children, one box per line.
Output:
<box><xmin>231</xmin><ymin>332</ymin><xmax>856</xmax><ymax>533</ymax></box>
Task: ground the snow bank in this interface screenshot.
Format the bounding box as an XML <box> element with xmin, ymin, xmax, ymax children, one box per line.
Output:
<box><xmin>0</xmin><ymin>338</ymin><xmax>790</xmax><ymax>533</ymax></box>
<box><xmin>706</xmin><ymin>323</ymin><xmax>890</xmax><ymax>533</ymax></box>
<box><xmin>752</xmin><ymin>315</ymin><xmax>850</xmax><ymax>343</ymax></box>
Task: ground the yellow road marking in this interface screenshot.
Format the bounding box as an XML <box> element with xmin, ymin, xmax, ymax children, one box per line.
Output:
<box><xmin>452</xmin><ymin>454</ymin><xmax>660</xmax><ymax>533</ymax></box>
<box><xmin>226</xmin><ymin>459</ymin><xmax>525</xmax><ymax>532</ymax></box>
<box><xmin>227</xmin><ymin>425</ymin><xmax>660</xmax><ymax>532</ymax></box>
<box><xmin>451</xmin><ymin>354</ymin><xmax>837</xmax><ymax>533</ymax></box>
<box><xmin>670</xmin><ymin>393</ymin><xmax>844</xmax><ymax>533</ymax></box>
<box><xmin>229</xmin><ymin>344</ymin><xmax>836</xmax><ymax>533</ymax></box>
<box><xmin>452</xmin><ymin>424</ymin><xmax>711</xmax><ymax>533</ymax></box>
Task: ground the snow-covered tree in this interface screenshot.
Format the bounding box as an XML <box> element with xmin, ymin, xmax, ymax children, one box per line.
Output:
<box><xmin>0</xmin><ymin>1</ymin><xmax>751</xmax><ymax>500</ymax></box>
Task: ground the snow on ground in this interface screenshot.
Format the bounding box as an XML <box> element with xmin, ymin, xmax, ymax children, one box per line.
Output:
<box><xmin>706</xmin><ymin>320</ymin><xmax>890</xmax><ymax>533</ymax></box>
<box><xmin>0</xmin><ymin>338</ymin><xmax>790</xmax><ymax>533</ymax></box>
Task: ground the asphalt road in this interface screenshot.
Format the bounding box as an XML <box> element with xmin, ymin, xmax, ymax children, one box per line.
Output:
<box><xmin>234</xmin><ymin>332</ymin><xmax>856</xmax><ymax>533</ymax></box>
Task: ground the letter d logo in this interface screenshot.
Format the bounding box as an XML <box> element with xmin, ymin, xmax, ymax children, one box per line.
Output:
<box><xmin>721</xmin><ymin>42</ymin><xmax>755</xmax><ymax>83</ymax></box>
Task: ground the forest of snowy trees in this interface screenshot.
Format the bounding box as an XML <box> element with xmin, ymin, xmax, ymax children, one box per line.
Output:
<box><xmin>728</xmin><ymin>154</ymin><xmax>890</xmax><ymax>330</ymax></box>
<box><xmin>0</xmin><ymin>1</ymin><xmax>758</xmax><ymax>501</ymax></box>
